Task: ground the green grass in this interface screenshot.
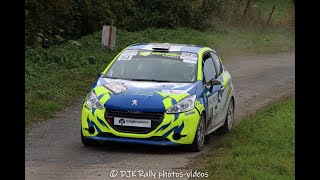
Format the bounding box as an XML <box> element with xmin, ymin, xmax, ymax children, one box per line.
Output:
<box><xmin>203</xmin><ymin>27</ymin><xmax>295</xmax><ymax>55</ymax></box>
<box><xmin>258</xmin><ymin>0</ymin><xmax>294</xmax><ymax>25</ymax></box>
<box><xmin>198</xmin><ymin>97</ymin><xmax>295</xmax><ymax>179</ymax></box>
<box><xmin>25</xmin><ymin>27</ymin><xmax>295</xmax><ymax>125</ymax></box>
<box><xmin>219</xmin><ymin>0</ymin><xmax>294</xmax><ymax>29</ymax></box>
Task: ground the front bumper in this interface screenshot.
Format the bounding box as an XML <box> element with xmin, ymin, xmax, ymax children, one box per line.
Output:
<box><xmin>81</xmin><ymin>103</ymin><xmax>200</xmax><ymax>145</ymax></box>
<box><xmin>83</xmin><ymin>136</ymin><xmax>179</xmax><ymax>146</ymax></box>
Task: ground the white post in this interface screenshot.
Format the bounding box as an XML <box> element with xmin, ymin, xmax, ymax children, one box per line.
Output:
<box><xmin>101</xmin><ymin>25</ymin><xmax>116</xmax><ymax>49</ymax></box>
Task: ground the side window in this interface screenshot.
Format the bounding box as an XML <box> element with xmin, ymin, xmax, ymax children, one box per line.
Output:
<box><xmin>210</xmin><ymin>52</ymin><xmax>222</xmax><ymax>77</ymax></box>
<box><xmin>202</xmin><ymin>53</ymin><xmax>217</xmax><ymax>83</ymax></box>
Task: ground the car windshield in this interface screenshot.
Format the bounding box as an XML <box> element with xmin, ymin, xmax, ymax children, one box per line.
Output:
<box><xmin>104</xmin><ymin>50</ymin><xmax>198</xmax><ymax>83</ymax></box>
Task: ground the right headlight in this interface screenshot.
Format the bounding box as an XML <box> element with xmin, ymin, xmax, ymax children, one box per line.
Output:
<box><xmin>86</xmin><ymin>90</ymin><xmax>104</xmax><ymax>109</ymax></box>
<box><xmin>166</xmin><ymin>94</ymin><xmax>196</xmax><ymax>114</ymax></box>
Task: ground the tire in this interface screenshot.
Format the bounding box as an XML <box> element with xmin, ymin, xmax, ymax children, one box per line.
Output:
<box><xmin>81</xmin><ymin>126</ymin><xmax>96</xmax><ymax>146</ymax></box>
<box><xmin>217</xmin><ymin>98</ymin><xmax>235</xmax><ymax>134</ymax></box>
<box><xmin>189</xmin><ymin>114</ymin><xmax>206</xmax><ymax>152</ymax></box>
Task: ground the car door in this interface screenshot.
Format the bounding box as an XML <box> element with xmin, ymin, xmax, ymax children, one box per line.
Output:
<box><xmin>202</xmin><ymin>52</ymin><xmax>222</xmax><ymax>132</ymax></box>
<box><xmin>210</xmin><ymin>52</ymin><xmax>230</xmax><ymax>125</ymax></box>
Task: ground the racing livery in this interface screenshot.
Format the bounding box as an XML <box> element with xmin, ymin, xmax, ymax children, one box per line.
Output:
<box><xmin>81</xmin><ymin>43</ymin><xmax>235</xmax><ymax>151</ymax></box>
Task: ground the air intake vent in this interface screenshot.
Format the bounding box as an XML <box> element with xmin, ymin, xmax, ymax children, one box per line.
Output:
<box><xmin>152</xmin><ymin>43</ymin><xmax>170</xmax><ymax>51</ymax></box>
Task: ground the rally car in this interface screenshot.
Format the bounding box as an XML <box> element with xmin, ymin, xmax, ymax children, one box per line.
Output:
<box><xmin>81</xmin><ymin>43</ymin><xmax>235</xmax><ymax>151</ymax></box>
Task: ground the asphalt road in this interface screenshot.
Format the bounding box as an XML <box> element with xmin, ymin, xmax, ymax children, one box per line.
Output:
<box><xmin>25</xmin><ymin>52</ymin><xmax>295</xmax><ymax>180</ymax></box>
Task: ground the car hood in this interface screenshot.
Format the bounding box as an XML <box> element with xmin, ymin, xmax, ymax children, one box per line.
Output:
<box><xmin>91</xmin><ymin>77</ymin><xmax>199</xmax><ymax>112</ymax></box>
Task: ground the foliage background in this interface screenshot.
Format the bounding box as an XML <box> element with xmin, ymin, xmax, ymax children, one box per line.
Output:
<box><xmin>25</xmin><ymin>0</ymin><xmax>294</xmax><ymax>48</ymax></box>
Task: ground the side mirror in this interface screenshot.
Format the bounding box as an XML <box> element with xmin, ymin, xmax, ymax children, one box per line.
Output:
<box><xmin>210</xmin><ymin>79</ymin><xmax>222</xmax><ymax>92</ymax></box>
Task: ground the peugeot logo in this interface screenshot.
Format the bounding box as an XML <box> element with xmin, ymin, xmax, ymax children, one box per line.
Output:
<box><xmin>131</xmin><ymin>100</ymin><xmax>138</xmax><ymax>106</ymax></box>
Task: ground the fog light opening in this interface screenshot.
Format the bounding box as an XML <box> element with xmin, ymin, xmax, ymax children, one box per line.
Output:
<box><xmin>88</xmin><ymin>127</ymin><xmax>95</xmax><ymax>134</ymax></box>
<box><xmin>172</xmin><ymin>133</ymin><xmax>182</xmax><ymax>140</ymax></box>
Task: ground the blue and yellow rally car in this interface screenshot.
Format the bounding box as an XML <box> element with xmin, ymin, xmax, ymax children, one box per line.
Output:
<box><xmin>81</xmin><ymin>43</ymin><xmax>235</xmax><ymax>151</ymax></box>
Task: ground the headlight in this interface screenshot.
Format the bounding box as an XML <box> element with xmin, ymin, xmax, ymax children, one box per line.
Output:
<box><xmin>166</xmin><ymin>94</ymin><xmax>196</xmax><ymax>114</ymax></box>
<box><xmin>86</xmin><ymin>90</ymin><xmax>104</xmax><ymax>109</ymax></box>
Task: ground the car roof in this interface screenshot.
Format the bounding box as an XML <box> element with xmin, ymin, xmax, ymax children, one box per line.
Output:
<box><xmin>126</xmin><ymin>43</ymin><xmax>216</xmax><ymax>54</ymax></box>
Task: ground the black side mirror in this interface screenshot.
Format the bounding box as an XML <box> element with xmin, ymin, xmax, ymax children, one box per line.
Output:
<box><xmin>98</xmin><ymin>72</ymin><xmax>103</xmax><ymax>77</ymax></box>
<box><xmin>210</xmin><ymin>79</ymin><xmax>222</xmax><ymax>92</ymax></box>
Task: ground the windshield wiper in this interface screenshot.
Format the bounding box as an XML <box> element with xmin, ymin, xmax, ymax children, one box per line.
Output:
<box><xmin>104</xmin><ymin>76</ymin><xmax>118</xmax><ymax>79</ymax></box>
<box><xmin>104</xmin><ymin>76</ymin><xmax>174</xmax><ymax>82</ymax></box>
<box><xmin>128</xmin><ymin>78</ymin><xmax>172</xmax><ymax>82</ymax></box>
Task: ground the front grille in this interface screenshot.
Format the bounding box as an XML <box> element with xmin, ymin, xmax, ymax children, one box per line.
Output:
<box><xmin>105</xmin><ymin>109</ymin><xmax>164</xmax><ymax>134</ymax></box>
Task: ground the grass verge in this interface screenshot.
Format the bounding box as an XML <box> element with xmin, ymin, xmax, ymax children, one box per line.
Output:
<box><xmin>198</xmin><ymin>97</ymin><xmax>295</xmax><ymax>179</ymax></box>
<box><xmin>25</xmin><ymin>27</ymin><xmax>295</xmax><ymax>125</ymax></box>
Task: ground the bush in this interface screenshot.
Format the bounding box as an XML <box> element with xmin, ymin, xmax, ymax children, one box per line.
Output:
<box><xmin>25</xmin><ymin>0</ymin><xmax>223</xmax><ymax>48</ymax></box>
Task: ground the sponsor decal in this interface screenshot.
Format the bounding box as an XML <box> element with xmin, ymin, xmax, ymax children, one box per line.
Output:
<box><xmin>136</xmin><ymin>51</ymin><xmax>198</xmax><ymax>63</ymax></box>
<box><xmin>185</xmin><ymin>111</ymin><xmax>195</xmax><ymax>116</ymax></box>
<box><xmin>180</xmin><ymin>52</ymin><xmax>197</xmax><ymax>61</ymax></box>
<box><xmin>181</xmin><ymin>52</ymin><xmax>197</xmax><ymax>64</ymax></box>
<box><xmin>114</xmin><ymin>117</ymin><xmax>151</xmax><ymax>128</ymax></box>
<box><xmin>118</xmin><ymin>55</ymin><xmax>133</xmax><ymax>61</ymax></box>
<box><xmin>139</xmin><ymin>51</ymin><xmax>151</xmax><ymax>56</ymax></box>
<box><xmin>132</xmin><ymin>89</ymin><xmax>154</xmax><ymax>96</ymax></box>
<box><xmin>117</xmin><ymin>50</ymin><xmax>138</xmax><ymax>61</ymax></box>
<box><xmin>150</xmin><ymin>52</ymin><xmax>180</xmax><ymax>58</ymax></box>
<box><xmin>122</xmin><ymin>49</ymin><xmax>138</xmax><ymax>56</ymax></box>
<box><xmin>162</xmin><ymin>90</ymin><xmax>187</xmax><ymax>94</ymax></box>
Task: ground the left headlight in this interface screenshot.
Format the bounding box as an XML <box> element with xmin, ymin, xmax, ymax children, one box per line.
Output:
<box><xmin>166</xmin><ymin>94</ymin><xmax>196</xmax><ymax>114</ymax></box>
<box><xmin>86</xmin><ymin>90</ymin><xmax>104</xmax><ymax>109</ymax></box>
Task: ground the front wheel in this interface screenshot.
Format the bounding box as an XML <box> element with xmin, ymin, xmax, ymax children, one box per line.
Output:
<box><xmin>189</xmin><ymin>114</ymin><xmax>206</xmax><ymax>152</ymax></box>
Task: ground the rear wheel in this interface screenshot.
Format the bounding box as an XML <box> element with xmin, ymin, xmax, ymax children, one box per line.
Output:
<box><xmin>218</xmin><ymin>98</ymin><xmax>234</xmax><ymax>134</ymax></box>
<box><xmin>189</xmin><ymin>114</ymin><xmax>206</xmax><ymax>152</ymax></box>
